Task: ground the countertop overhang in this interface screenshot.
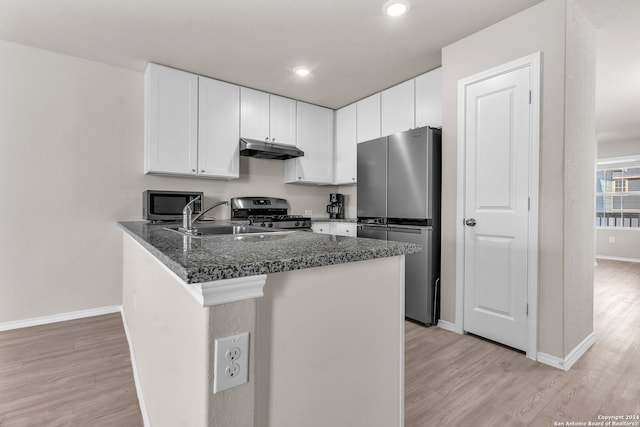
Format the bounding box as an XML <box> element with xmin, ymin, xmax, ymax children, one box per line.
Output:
<box><xmin>119</xmin><ymin>221</ymin><xmax>421</xmax><ymax>284</ymax></box>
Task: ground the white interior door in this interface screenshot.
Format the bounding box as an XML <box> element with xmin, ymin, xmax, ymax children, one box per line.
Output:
<box><xmin>462</xmin><ymin>65</ymin><xmax>532</xmax><ymax>352</ymax></box>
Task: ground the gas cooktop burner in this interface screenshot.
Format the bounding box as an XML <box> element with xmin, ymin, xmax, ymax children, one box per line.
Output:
<box><xmin>247</xmin><ymin>215</ymin><xmax>311</xmax><ymax>229</ymax></box>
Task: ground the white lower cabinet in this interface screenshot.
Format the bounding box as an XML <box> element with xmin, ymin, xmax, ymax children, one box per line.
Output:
<box><xmin>312</xmin><ymin>222</ymin><xmax>357</xmax><ymax>237</ymax></box>
<box><xmin>312</xmin><ymin>223</ymin><xmax>331</xmax><ymax>234</ymax></box>
<box><xmin>332</xmin><ymin>222</ymin><xmax>357</xmax><ymax>237</ymax></box>
<box><xmin>284</xmin><ymin>102</ymin><xmax>333</xmax><ymax>184</ymax></box>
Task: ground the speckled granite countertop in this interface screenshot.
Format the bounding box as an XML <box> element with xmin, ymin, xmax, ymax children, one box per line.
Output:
<box><xmin>119</xmin><ymin>221</ymin><xmax>420</xmax><ymax>284</ymax></box>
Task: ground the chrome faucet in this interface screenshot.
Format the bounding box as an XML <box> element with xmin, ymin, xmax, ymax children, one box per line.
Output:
<box><xmin>179</xmin><ymin>197</ymin><xmax>229</xmax><ymax>234</ymax></box>
<box><xmin>192</xmin><ymin>200</ymin><xmax>229</xmax><ymax>223</ymax></box>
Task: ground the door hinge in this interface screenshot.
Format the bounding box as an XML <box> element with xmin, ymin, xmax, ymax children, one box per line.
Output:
<box><xmin>528</xmin><ymin>197</ymin><xmax>531</xmax><ymax>210</ymax></box>
<box><xmin>526</xmin><ymin>304</ymin><xmax>529</xmax><ymax>316</ymax></box>
<box><xmin>529</xmin><ymin>90</ymin><xmax>532</xmax><ymax>104</ymax></box>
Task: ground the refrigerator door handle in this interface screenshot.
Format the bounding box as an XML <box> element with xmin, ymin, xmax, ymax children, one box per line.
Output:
<box><xmin>361</xmin><ymin>226</ymin><xmax>390</xmax><ymax>231</ymax></box>
<box><xmin>387</xmin><ymin>226</ymin><xmax>425</xmax><ymax>234</ymax></box>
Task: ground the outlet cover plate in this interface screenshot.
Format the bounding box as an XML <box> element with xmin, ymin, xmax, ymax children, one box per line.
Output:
<box><xmin>213</xmin><ymin>332</ymin><xmax>249</xmax><ymax>393</ymax></box>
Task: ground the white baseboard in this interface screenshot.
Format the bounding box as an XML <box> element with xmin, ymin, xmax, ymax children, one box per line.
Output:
<box><xmin>0</xmin><ymin>305</ymin><xmax>122</xmax><ymax>332</ymax></box>
<box><xmin>121</xmin><ymin>310</ymin><xmax>151</xmax><ymax>427</ymax></box>
<box><xmin>537</xmin><ymin>332</ymin><xmax>596</xmax><ymax>371</ymax></box>
<box><xmin>596</xmin><ymin>255</ymin><xmax>640</xmax><ymax>264</ymax></box>
<box><xmin>437</xmin><ymin>319</ymin><xmax>458</xmax><ymax>333</ymax></box>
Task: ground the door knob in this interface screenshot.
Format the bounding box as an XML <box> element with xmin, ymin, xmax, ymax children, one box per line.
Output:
<box><xmin>465</xmin><ymin>218</ymin><xmax>477</xmax><ymax>227</ymax></box>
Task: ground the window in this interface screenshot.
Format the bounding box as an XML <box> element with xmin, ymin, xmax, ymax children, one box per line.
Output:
<box><xmin>596</xmin><ymin>157</ymin><xmax>640</xmax><ymax>228</ymax></box>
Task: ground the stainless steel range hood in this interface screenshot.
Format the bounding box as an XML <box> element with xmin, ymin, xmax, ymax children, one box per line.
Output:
<box><xmin>239</xmin><ymin>138</ymin><xmax>304</xmax><ymax>160</ymax></box>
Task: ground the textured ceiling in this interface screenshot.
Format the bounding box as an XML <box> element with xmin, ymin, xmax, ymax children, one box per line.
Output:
<box><xmin>0</xmin><ymin>0</ymin><xmax>543</xmax><ymax>109</ymax></box>
<box><xmin>1</xmin><ymin>0</ymin><xmax>639</xmax><ymax>142</ymax></box>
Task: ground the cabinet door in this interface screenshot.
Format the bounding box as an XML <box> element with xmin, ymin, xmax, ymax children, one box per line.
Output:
<box><xmin>356</xmin><ymin>94</ymin><xmax>381</xmax><ymax>143</ymax></box>
<box><xmin>240</xmin><ymin>87</ymin><xmax>270</xmax><ymax>141</ymax></box>
<box><xmin>381</xmin><ymin>79</ymin><xmax>415</xmax><ymax>136</ymax></box>
<box><xmin>198</xmin><ymin>77</ymin><xmax>240</xmax><ymax>179</ymax></box>
<box><xmin>415</xmin><ymin>67</ymin><xmax>442</xmax><ymax>128</ymax></box>
<box><xmin>284</xmin><ymin>102</ymin><xmax>333</xmax><ymax>184</ymax></box>
<box><xmin>269</xmin><ymin>95</ymin><xmax>296</xmax><ymax>145</ymax></box>
<box><xmin>333</xmin><ymin>223</ymin><xmax>356</xmax><ymax>237</ymax></box>
<box><xmin>334</xmin><ymin>103</ymin><xmax>357</xmax><ymax>185</ymax></box>
<box><xmin>312</xmin><ymin>222</ymin><xmax>332</xmax><ymax>234</ymax></box>
<box><xmin>145</xmin><ymin>63</ymin><xmax>198</xmax><ymax>175</ymax></box>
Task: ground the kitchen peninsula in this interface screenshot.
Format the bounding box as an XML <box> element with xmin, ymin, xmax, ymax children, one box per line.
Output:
<box><xmin>119</xmin><ymin>221</ymin><xmax>420</xmax><ymax>427</ymax></box>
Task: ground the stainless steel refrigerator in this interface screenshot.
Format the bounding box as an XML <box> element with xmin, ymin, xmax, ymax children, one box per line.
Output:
<box><xmin>357</xmin><ymin>127</ymin><xmax>441</xmax><ymax>325</ymax></box>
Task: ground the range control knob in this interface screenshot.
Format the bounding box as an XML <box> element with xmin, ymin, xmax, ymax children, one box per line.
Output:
<box><xmin>295</xmin><ymin>221</ymin><xmax>300</xmax><ymax>227</ymax></box>
<box><xmin>268</xmin><ymin>223</ymin><xmax>273</xmax><ymax>228</ymax></box>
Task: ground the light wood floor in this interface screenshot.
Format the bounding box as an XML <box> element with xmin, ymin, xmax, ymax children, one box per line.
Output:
<box><xmin>0</xmin><ymin>313</ymin><xmax>143</xmax><ymax>426</ymax></box>
<box><xmin>1</xmin><ymin>260</ymin><xmax>637</xmax><ymax>426</ymax></box>
<box><xmin>406</xmin><ymin>259</ymin><xmax>640</xmax><ymax>426</ymax></box>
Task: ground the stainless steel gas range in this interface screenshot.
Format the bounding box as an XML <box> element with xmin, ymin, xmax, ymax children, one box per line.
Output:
<box><xmin>230</xmin><ymin>197</ymin><xmax>312</xmax><ymax>230</ymax></box>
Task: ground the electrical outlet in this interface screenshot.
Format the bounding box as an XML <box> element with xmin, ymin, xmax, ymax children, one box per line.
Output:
<box><xmin>213</xmin><ymin>332</ymin><xmax>249</xmax><ymax>393</ymax></box>
<box><xmin>305</xmin><ymin>209</ymin><xmax>313</xmax><ymax>216</ymax></box>
<box><xmin>609</xmin><ymin>236</ymin><xmax>616</xmax><ymax>243</ymax></box>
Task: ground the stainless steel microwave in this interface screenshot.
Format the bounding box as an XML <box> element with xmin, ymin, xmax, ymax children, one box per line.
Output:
<box><xmin>143</xmin><ymin>190</ymin><xmax>203</xmax><ymax>222</ymax></box>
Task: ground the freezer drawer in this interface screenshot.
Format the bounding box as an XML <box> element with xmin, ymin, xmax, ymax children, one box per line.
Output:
<box><xmin>357</xmin><ymin>225</ymin><xmax>388</xmax><ymax>240</ymax></box>
<box><xmin>388</xmin><ymin>226</ymin><xmax>434</xmax><ymax>324</ymax></box>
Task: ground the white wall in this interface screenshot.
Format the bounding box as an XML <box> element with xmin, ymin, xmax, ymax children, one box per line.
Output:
<box><xmin>440</xmin><ymin>0</ymin><xmax>596</xmax><ymax>358</ymax></box>
<box><xmin>255</xmin><ymin>256</ymin><xmax>404</xmax><ymax>427</ymax></box>
<box><xmin>122</xmin><ymin>236</ymin><xmax>210</xmax><ymax>427</ymax></box>
<box><xmin>0</xmin><ymin>40</ymin><xmax>339</xmax><ymax>324</ymax></box>
<box><xmin>563</xmin><ymin>0</ymin><xmax>596</xmax><ymax>355</ymax></box>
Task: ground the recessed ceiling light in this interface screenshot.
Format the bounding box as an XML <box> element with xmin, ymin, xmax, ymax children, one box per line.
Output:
<box><xmin>293</xmin><ymin>66</ymin><xmax>311</xmax><ymax>77</ymax></box>
<box><xmin>383</xmin><ymin>0</ymin><xmax>411</xmax><ymax>17</ymax></box>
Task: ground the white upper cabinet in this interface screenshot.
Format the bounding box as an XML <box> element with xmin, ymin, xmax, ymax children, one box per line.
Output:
<box><xmin>240</xmin><ymin>87</ymin><xmax>270</xmax><ymax>142</ymax></box>
<box><xmin>415</xmin><ymin>67</ymin><xmax>442</xmax><ymax>128</ymax></box>
<box><xmin>269</xmin><ymin>94</ymin><xmax>297</xmax><ymax>146</ymax></box>
<box><xmin>145</xmin><ymin>63</ymin><xmax>198</xmax><ymax>175</ymax></box>
<box><xmin>356</xmin><ymin>94</ymin><xmax>381</xmax><ymax>143</ymax></box>
<box><xmin>198</xmin><ymin>76</ymin><xmax>240</xmax><ymax>179</ymax></box>
<box><xmin>144</xmin><ymin>64</ymin><xmax>240</xmax><ymax>179</ymax></box>
<box><xmin>381</xmin><ymin>79</ymin><xmax>416</xmax><ymax>136</ymax></box>
<box><xmin>334</xmin><ymin>103</ymin><xmax>357</xmax><ymax>185</ymax></box>
<box><xmin>240</xmin><ymin>88</ymin><xmax>296</xmax><ymax>146</ymax></box>
<box><xmin>285</xmin><ymin>102</ymin><xmax>333</xmax><ymax>184</ymax></box>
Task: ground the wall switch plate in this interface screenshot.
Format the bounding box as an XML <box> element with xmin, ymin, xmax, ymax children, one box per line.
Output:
<box><xmin>305</xmin><ymin>209</ymin><xmax>313</xmax><ymax>216</ymax></box>
<box><xmin>609</xmin><ymin>236</ymin><xmax>616</xmax><ymax>243</ymax></box>
<box><xmin>213</xmin><ymin>332</ymin><xmax>249</xmax><ymax>393</ymax></box>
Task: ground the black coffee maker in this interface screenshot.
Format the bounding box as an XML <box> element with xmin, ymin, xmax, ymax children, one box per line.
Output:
<box><xmin>326</xmin><ymin>193</ymin><xmax>345</xmax><ymax>219</ymax></box>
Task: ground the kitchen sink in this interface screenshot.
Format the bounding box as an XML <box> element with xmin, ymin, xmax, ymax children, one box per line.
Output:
<box><xmin>164</xmin><ymin>225</ymin><xmax>280</xmax><ymax>237</ymax></box>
